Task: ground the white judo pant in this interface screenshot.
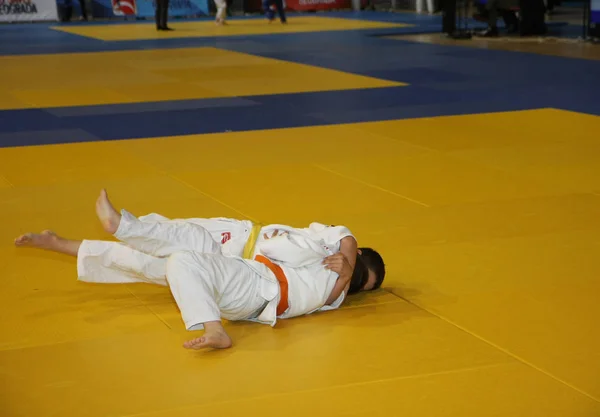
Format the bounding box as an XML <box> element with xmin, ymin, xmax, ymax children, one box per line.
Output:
<box><xmin>214</xmin><ymin>0</ymin><xmax>226</xmax><ymax>20</ymax></box>
<box><xmin>77</xmin><ymin>210</ymin><xmax>277</xmax><ymax>330</ymax></box>
<box><xmin>416</xmin><ymin>0</ymin><xmax>434</xmax><ymax>13</ymax></box>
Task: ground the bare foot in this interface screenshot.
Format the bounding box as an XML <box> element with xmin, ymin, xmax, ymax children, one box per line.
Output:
<box><xmin>14</xmin><ymin>230</ymin><xmax>59</xmax><ymax>249</ymax></box>
<box><xmin>96</xmin><ymin>189</ymin><xmax>121</xmax><ymax>235</ymax></box>
<box><xmin>183</xmin><ymin>330</ymin><xmax>232</xmax><ymax>350</ymax></box>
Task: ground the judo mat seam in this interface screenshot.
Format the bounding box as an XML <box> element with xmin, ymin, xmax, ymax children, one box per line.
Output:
<box><xmin>385</xmin><ymin>290</ymin><xmax>600</xmax><ymax>404</ymax></box>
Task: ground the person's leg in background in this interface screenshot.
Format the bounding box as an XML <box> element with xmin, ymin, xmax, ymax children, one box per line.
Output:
<box><xmin>273</xmin><ymin>0</ymin><xmax>286</xmax><ymax>22</ymax></box>
<box><xmin>78</xmin><ymin>0</ymin><xmax>88</xmax><ymax>20</ymax></box>
<box><xmin>442</xmin><ymin>0</ymin><xmax>457</xmax><ymax>34</ymax></box>
<box><xmin>476</xmin><ymin>0</ymin><xmax>500</xmax><ymax>36</ymax></box>
<box><xmin>263</xmin><ymin>0</ymin><xmax>275</xmax><ymax>21</ymax></box>
<box><xmin>416</xmin><ymin>0</ymin><xmax>435</xmax><ymax>13</ymax></box>
<box><xmin>477</xmin><ymin>0</ymin><xmax>521</xmax><ymax>36</ymax></box>
<box><xmin>426</xmin><ymin>0</ymin><xmax>435</xmax><ymax>13</ymax></box>
<box><xmin>156</xmin><ymin>0</ymin><xmax>172</xmax><ymax>30</ymax></box>
<box><xmin>214</xmin><ymin>0</ymin><xmax>227</xmax><ymax>24</ymax></box>
<box><xmin>161</xmin><ymin>0</ymin><xmax>171</xmax><ymax>30</ymax></box>
<box><xmin>60</xmin><ymin>0</ymin><xmax>74</xmax><ymax>22</ymax></box>
<box><xmin>155</xmin><ymin>0</ymin><xmax>163</xmax><ymax>29</ymax></box>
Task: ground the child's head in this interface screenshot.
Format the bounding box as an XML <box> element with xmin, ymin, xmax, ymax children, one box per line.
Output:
<box><xmin>358</xmin><ymin>248</ymin><xmax>386</xmax><ymax>291</ymax></box>
<box><xmin>347</xmin><ymin>248</ymin><xmax>386</xmax><ymax>295</ymax></box>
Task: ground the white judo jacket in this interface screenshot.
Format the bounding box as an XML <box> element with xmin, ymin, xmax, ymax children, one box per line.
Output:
<box><xmin>249</xmin><ymin>222</ymin><xmax>354</xmax><ymax>325</ymax></box>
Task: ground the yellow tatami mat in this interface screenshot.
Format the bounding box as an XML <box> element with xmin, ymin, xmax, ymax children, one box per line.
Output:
<box><xmin>52</xmin><ymin>16</ymin><xmax>413</xmax><ymax>41</ymax></box>
<box><xmin>0</xmin><ymin>47</ymin><xmax>404</xmax><ymax>110</ymax></box>
<box><xmin>1</xmin><ymin>109</ymin><xmax>600</xmax><ymax>416</ymax></box>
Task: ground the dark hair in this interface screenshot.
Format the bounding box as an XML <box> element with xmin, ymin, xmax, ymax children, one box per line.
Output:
<box><xmin>348</xmin><ymin>254</ymin><xmax>368</xmax><ymax>295</ymax></box>
<box><xmin>358</xmin><ymin>248</ymin><xmax>385</xmax><ymax>290</ymax></box>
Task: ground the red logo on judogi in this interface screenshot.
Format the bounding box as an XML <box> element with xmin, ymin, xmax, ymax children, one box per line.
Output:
<box><xmin>221</xmin><ymin>232</ymin><xmax>231</xmax><ymax>244</ymax></box>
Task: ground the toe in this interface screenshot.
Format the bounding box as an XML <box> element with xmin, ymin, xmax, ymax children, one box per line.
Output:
<box><xmin>14</xmin><ymin>234</ymin><xmax>32</xmax><ymax>246</ymax></box>
<box><xmin>183</xmin><ymin>337</ymin><xmax>206</xmax><ymax>349</ymax></box>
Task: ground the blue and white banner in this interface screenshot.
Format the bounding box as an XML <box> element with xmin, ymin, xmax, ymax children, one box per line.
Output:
<box><xmin>92</xmin><ymin>0</ymin><xmax>208</xmax><ymax>18</ymax></box>
<box><xmin>592</xmin><ymin>0</ymin><xmax>600</xmax><ymax>24</ymax></box>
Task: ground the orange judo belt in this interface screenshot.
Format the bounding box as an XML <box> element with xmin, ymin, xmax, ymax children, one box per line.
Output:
<box><xmin>254</xmin><ymin>254</ymin><xmax>289</xmax><ymax>316</ymax></box>
<box><xmin>242</xmin><ymin>224</ymin><xmax>289</xmax><ymax>316</ymax></box>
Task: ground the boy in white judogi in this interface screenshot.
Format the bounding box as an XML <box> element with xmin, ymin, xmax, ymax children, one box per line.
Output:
<box><xmin>14</xmin><ymin>190</ymin><xmax>385</xmax><ymax>350</ymax></box>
